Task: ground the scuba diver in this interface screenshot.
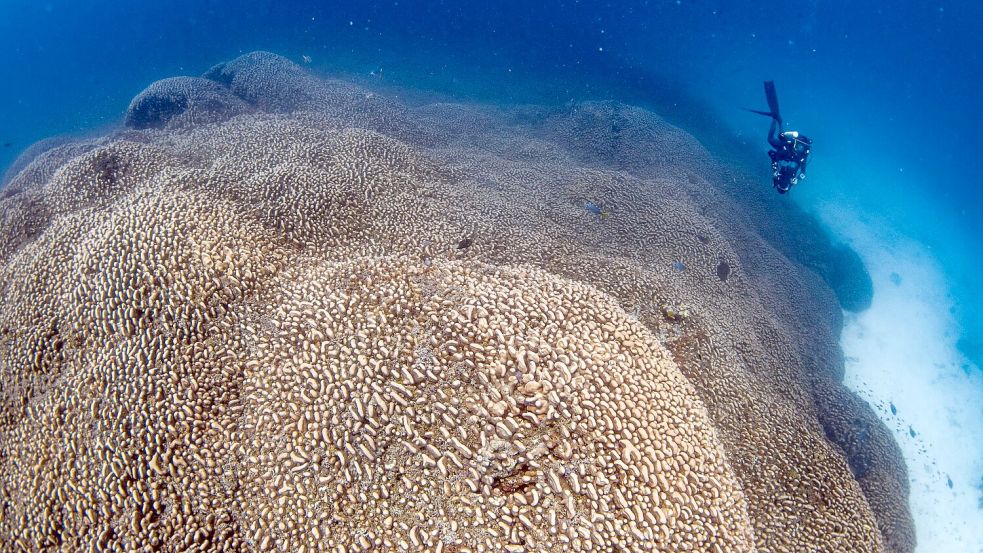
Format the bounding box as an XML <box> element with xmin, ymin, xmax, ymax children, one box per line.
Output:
<box><xmin>746</xmin><ymin>81</ymin><xmax>812</xmax><ymax>194</ymax></box>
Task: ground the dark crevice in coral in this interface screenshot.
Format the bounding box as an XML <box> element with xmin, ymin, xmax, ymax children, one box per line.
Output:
<box><xmin>124</xmin><ymin>94</ymin><xmax>189</xmax><ymax>130</ymax></box>
<box><xmin>716</xmin><ymin>260</ymin><xmax>731</xmax><ymax>282</ymax></box>
<box><xmin>203</xmin><ymin>62</ymin><xmax>234</xmax><ymax>88</ymax></box>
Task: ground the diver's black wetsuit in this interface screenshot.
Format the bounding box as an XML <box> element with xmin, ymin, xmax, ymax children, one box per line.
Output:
<box><xmin>767</xmin><ymin>120</ymin><xmax>812</xmax><ymax>194</ymax></box>
<box><xmin>746</xmin><ymin>81</ymin><xmax>813</xmax><ymax>194</ymax></box>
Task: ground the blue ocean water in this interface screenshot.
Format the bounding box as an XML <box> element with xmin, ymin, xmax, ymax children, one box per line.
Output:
<box><xmin>1</xmin><ymin>1</ymin><xmax>981</xmax><ymax>549</ymax></box>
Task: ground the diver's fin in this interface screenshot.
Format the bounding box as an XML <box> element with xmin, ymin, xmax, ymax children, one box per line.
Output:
<box><xmin>742</xmin><ymin>81</ymin><xmax>783</xmax><ymax>122</ymax></box>
<box><xmin>742</xmin><ymin>108</ymin><xmax>778</xmax><ymax>119</ymax></box>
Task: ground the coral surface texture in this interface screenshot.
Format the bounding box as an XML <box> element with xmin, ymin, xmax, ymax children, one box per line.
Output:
<box><xmin>0</xmin><ymin>52</ymin><xmax>912</xmax><ymax>552</ymax></box>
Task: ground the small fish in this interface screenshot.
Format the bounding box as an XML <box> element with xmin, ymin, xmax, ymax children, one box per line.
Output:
<box><xmin>2</xmin><ymin>142</ymin><xmax>11</xmax><ymax>148</ymax></box>
<box><xmin>946</xmin><ymin>475</ymin><xmax>954</xmax><ymax>489</ymax></box>
<box><xmin>302</xmin><ymin>55</ymin><xmax>312</xmax><ymax>64</ymax></box>
<box><xmin>889</xmin><ymin>402</ymin><xmax>897</xmax><ymax>415</ymax></box>
<box><xmin>672</xmin><ymin>261</ymin><xmax>686</xmax><ymax>272</ymax></box>
<box><xmin>585</xmin><ymin>201</ymin><xmax>613</xmax><ymax>219</ymax></box>
<box><xmin>908</xmin><ymin>426</ymin><xmax>917</xmax><ymax>438</ymax></box>
<box><xmin>457</xmin><ymin>236</ymin><xmax>473</xmax><ymax>250</ymax></box>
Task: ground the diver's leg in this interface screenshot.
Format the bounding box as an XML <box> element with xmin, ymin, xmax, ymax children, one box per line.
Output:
<box><xmin>764</xmin><ymin>80</ymin><xmax>782</xmax><ymax>122</ymax></box>
<box><xmin>767</xmin><ymin>117</ymin><xmax>785</xmax><ymax>148</ymax></box>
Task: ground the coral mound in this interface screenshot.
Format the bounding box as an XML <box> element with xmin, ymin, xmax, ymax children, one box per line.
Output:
<box><xmin>125</xmin><ymin>76</ymin><xmax>251</xmax><ymax>130</ymax></box>
<box><xmin>0</xmin><ymin>51</ymin><xmax>913</xmax><ymax>552</ymax></box>
<box><xmin>237</xmin><ymin>258</ymin><xmax>755</xmax><ymax>551</ymax></box>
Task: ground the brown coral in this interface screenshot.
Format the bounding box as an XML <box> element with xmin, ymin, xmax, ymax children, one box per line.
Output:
<box><xmin>0</xmin><ymin>51</ymin><xmax>912</xmax><ymax>552</ymax></box>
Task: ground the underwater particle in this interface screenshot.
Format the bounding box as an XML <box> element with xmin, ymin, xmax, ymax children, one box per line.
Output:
<box><xmin>908</xmin><ymin>426</ymin><xmax>916</xmax><ymax>438</ymax></box>
<box><xmin>457</xmin><ymin>236</ymin><xmax>473</xmax><ymax>250</ymax></box>
<box><xmin>673</xmin><ymin>261</ymin><xmax>686</xmax><ymax>272</ymax></box>
<box><xmin>889</xmin><ymin>272</ymin><xmax>902</xmax><ymax>286</ymax></box>
<box><xmin>889</xmin><ymin>402</ymin><xmax>897</xmax><ymax>415</ymax></box>
<box><xmin>716</xmin><ymin>260</ymin><xmax>730</xmax><ymax>282</ymax></box>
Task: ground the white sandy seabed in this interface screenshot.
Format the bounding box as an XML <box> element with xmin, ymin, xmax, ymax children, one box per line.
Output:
<box><xmin>818</xmin><ymin>204</ymin><xmax>983</xmax><ymax>552</ymax></box>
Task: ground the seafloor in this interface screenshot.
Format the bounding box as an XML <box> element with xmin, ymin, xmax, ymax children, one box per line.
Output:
<box><xmin>0</xmin><ymin>52</ymin><xmax>912</xmax><ymax>552</ymax></box>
